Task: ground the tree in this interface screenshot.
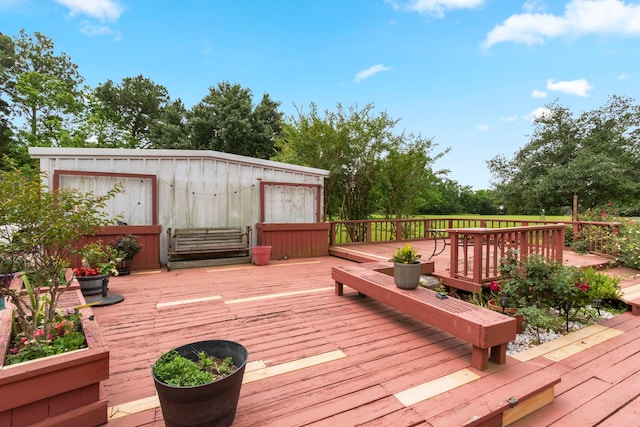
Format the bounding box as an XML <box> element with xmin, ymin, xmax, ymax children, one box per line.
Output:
<box><xmin>2</xmin><ymin>30</ymin><xmax>85</xmax><ymax>149</ymax></box>
<box><xmin>92</xmin><ymin>75</ymin><xmax>170</xmax><ymax>148</ymax></box>
<box><xmin>187</xmin><ymin>81</ymin><xmax>283</xmax><ymax>158</ymax></box>
<box><xmin>488</xmin><ymin>96</ymin><xmax>640</xmax><ymax>213</ymax></box>
<box><xmin>275</xmin><ymin>103</ymin><xmax>447</xmax><ymax>226</ymax></box>
<box><xmin>375</xmin><ymin>137</ymin><xmax>444</xmax><ymax>219</ymax></box>
<box><xmin>0</xmin><ymin>163</ymin><xmax>119</xmax><ymax>344</ymax></box>
<box><xmin>148</xmin><ymin>99</ymin><xmax>189</xmax><ymax>149</ymax></box>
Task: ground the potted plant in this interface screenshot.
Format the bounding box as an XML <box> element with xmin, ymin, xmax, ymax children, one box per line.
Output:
<box><xmin>109</xmin><ymin>234</ymin><xmax>141</xmax><ymax>275</ymax></box>
<box><xmin>390</xmin><ymin>243</ymin><xmax>422</xmax><ymax>289</ymax></box>
<box><xmin>74</xmin><ymin>240</ymin><xmax>123</xmax><ymax>296</ymax></box>
<box><xmin>152</xmin><ymin>339</ymin><xmax>249</xmax><ymax>427</ymax></box>
<box><xmin>0</xmin><ymin>164</ymin><xmax>119</xmax><ymax>425</ymax></box>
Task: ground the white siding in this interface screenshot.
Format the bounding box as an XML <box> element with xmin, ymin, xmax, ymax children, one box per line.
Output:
<box><xmin>30</xmin><ymin>148</ymin><xmax>328</xmax><ymax>263</ymax></box>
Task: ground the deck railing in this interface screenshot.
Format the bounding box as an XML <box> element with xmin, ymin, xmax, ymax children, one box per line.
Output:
<box><xmin>329</xmin><ymin>217</ymin><xmax>619</xmax><ymax>257</ymax></box>
<box><xmin>448</xmin><ymin>224</ymin><xmax>565</xmax><ymax>285</ymax></box>
<box><xmin>329</xmin><ymin>218</ymin><xmax>620</xmax><ymax>290</ymax></box>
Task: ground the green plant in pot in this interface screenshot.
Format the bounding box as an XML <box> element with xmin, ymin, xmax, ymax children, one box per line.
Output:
<box><xmin>109</xmin><ymin>234</ymin><xmax>141</xmax><ymax>275</ymax></box>
<box><xmin>152</xmin><ymin>339</ymin><xmax>249</xmax><ymax>427</ymax></box>
<box><xmin>0</xmin><ymin>164</ymin><xmax>121</xmax><ymax>363</ymax></box>
<box><xmin>390</xmin><ymin>244</ymin><xmax>422</xmax><ymax>290</ymax></box>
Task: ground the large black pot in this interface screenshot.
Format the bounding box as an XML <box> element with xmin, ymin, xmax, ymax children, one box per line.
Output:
<box><xmin>76</xmin><ymin>274</ymin><xmax>109</xmax><ymax>296</ymax></box>
<box><xmin>153</xmin><ymin>340</ymin><xmax>248</xmax><ymax>427</ymax></box>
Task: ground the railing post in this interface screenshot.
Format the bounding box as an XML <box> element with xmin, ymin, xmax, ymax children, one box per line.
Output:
<box><xmin>449</xmin><ymin>231</ymin><xmax>458</xmax><ymax>278</ymax></box>
<box><xmin>329</xmin><ymin>222</ymin><xmax>335</xmax><ymax>246</ymax></box>
<box><xmin>473</xmin><ymin>232</ymin><xmax>483</xmax><ymax>284</ymax></box>
<box><xmin>366</xmin><ymin>221</ymin><xmax>372</xmax><ymax>243</ymax></box>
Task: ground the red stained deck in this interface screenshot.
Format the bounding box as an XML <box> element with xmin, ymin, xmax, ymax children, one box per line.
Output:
<box><xmin>94</xmin><ymin>241</ymin><xmax>640</xmax><ymax>426</ymax></box>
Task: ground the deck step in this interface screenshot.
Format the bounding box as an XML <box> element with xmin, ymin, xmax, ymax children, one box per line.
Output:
<box><xmin>620</xmin><ymin>283</ymin><xmax>640</xmax><ymax>315</ymax></box>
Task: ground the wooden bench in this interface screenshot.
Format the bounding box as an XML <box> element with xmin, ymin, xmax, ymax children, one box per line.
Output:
<box><xmin>166</xmin><ymin>227</ymin><xmax>251</xmax><ymax>270</ymax></box>
<box><xmin>332</xmin><ymin>261</ymin><xmax>517</xmax><ymax>371</ymax></box>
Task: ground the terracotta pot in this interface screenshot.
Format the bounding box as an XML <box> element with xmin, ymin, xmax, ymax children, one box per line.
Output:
<box><xmin>153</xmin><ymin>339</ymin><xmax>248</xmax><ymax>427</ymax></box>
<box><xmin>252</xmin><ymin>246</ymin><xmax>272</xmax><ymax>266</ymax></box>
<box><xmin>393</xmin><ymin>262</ymin><xmax>421</xmax><ymax>290</ymax></box>
<box><xmin>487</xmin><ymin>299</ymin><xmax>524</xmax><ymax>333</ymax></box>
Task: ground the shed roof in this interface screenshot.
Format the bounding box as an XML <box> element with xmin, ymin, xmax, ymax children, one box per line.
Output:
<box><xmin>29</xmin><ymin>147</ymin><xmax>330</xmax><ymax>178</ymax></box>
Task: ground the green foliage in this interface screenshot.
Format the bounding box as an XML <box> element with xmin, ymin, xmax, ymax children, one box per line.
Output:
<box><xmin>488</xmin><ymin>95</ymin><xmax>640</xmax><ymax>213</ymax></box>
<box><xmin>0</xmin><ymin>164</ymin><xmax>120</xmax><ymax>343</ymax></box>
<box><xmin>153</xmin><ymin>349</ymin><xmax>214</xmax><ymax>386</ymax></box>
<box><xmin>390</xmin><ymin>244</ymin><xmax>421</xmax><ymax>264</ymax></box>
<box><xmin>153</xmin><ymin>350</ymin><xmax>236</xmax><ymax>387</ymax></box>
<box><xmin>6</xmin><ymin>307</ymin><xmax>86</xmax><ymax>364</ymax></box>
<box><xmin>499</xmin><ymin>250</ymin><xmax>575</xmax><ymax>310</ymax></box>
<box><xmin>79</xmin><ymin>240</ymin><xmax>123</xmax><ymax>276</ymax></box>
<box><xmin>109</xmin><ymin>234</ymin><xmax>141</xmax><ymax>259</ymax></box>
<box><xmin>3</xmin><ymin>30</ymin><xmax>85</xmax><ymax>149</ymax></box>
<box><xmin>275</xmin><ymin>103</ymin><xmax>448</xmax><ymax>221</ymax></box>
<box><xmin>92</xmin><ymin>75</ymin><xmax>170</xmax><ymax>148</ymax></box>
<box><xmin>187</xmin><ymin>81</ymin><xmax>283</xmax><ymax>158</ymax></box>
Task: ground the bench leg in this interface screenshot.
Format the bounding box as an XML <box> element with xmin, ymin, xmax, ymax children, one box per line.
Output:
<box><xmin>335</xmin><ymin>280</ymin><xmax>344</xmax><ymax>296</ymax></box>
<box><xmin>489</xmin><ymin>343</ymin><xmax>508</xmax><ymax>365</ymax></box>
<box><xmin>471</xmin><ymin>346</ymin><xmax>489</xmax><ymax>371</ymax></box>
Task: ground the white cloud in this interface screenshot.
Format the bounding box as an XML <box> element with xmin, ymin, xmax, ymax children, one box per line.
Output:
<box><xmin>385</xmin><ymin>0</ymin><xmax>485</xmax><ymax>17</ymax></box>
<box><xmin>546</xmin><ymin>78</ymin><xmax>593</xmax><ymax>96</ymax></box>
<box><xmin>617</xmin><ymin>73</ymin><xmax>630</xmax><ymax>80</ymax></box>
<box><xmin>525</xmin><ymin>107</ymin><xmax>552</xmax><ymax>122</ymax></box>
<box><xmin>483</xmin><ymin>0</ymin><xmax>640</xmax><ymax>48</ymax></box>
<box><xmin>354</xmin><ymin>64</ymin><xmax>392</xmax><ymax>83</ymax></box>
<box><xmin>531</xmin><ymin>89</ymin><xmax>548</xmax><ymax>98</ymax></box>
<box><xmin>500</xmin><ymin>115</ymin><xmax>518</xmax><ymax>122</ymax></box>
<box><xmin>55</xmin><ymin>0</ymin><xmax>123</xmax><ymax>21</ymax></box>
<box><xmin>476</xmin><ymin>124</ymin><xmax>489</xmax><ymax>132</ymax></box>
<box><xmin>80</xmin><ymin>22</ymin><xmax>112</xmax><ymax>36</ymax></box>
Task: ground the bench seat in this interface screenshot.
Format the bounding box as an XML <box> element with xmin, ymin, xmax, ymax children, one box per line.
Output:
<box><xmin>332</xmin><ymin>261</ymin><xmax>517</xmax><ymax>371</ymax></box>
<box><xmin>167</xmin><ymin>227</ymin><xmax>250</xmax><ymax>270</ymax></box>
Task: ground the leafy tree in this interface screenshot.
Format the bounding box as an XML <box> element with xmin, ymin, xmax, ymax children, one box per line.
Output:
<box><xmin>187</xmin><ymin>81</ymin><xmax>283</xmax><ymax>158</ymax></box>
<box><xmin>149</xmin><ymin>99</ymin><xmax>189</xmax><ymax>149</ymax></box>
<box><xmin>376</xmin><ymin>137</ymin><xmax>444</xmax><ymax>218</ymax></box>
<box><xmin>488</xmin><ymin>96</ymin><xmax>640</xmax><ymax>213</ymax></box>
<box><xmin>92</xmin><ymin>75</ymin><xmax>170</xmax><ymax>148</ymax></box>
<box><xmin>0</xmin><ymin>163</ymin><xmax>120</xmax><ymax>344</ymax></box>
<box><xmin>275</xmin><ymin>103</ymin><xmax>447</xmax><ymax>226</ymax></box>
<box><xmin>2</xmin><ymin>30</ymin><xmax>85</xmax><ymax>149</ymax></box>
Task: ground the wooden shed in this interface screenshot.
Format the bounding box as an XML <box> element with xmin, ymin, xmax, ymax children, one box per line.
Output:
<box><xmin>29</xmin><ymin>148</ymin><xmax>330</xmax><ymax>269</ymax></box>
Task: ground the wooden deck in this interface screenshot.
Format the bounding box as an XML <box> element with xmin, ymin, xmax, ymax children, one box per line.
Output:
<box><xmin>94</xmin><ymin>241</ymin><xmax>640</xmax><ymax>426</ymax></box>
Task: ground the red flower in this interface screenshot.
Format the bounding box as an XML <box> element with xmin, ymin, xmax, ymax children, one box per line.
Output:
<box><xmin>490</xmin><ymin>281</ymin><xmax>501</xmax><ymax>293</ymax></box>
<box><xmin>73</xmin><ymin>266</ymin><xmax>101</xmax><ymax>276</ymax></box>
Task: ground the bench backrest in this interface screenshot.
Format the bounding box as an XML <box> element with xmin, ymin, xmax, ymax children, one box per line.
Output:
<box><xmin>169</xmin><ymin>227</ymin><xmax>248</xmax><ymax>253</ymax></box>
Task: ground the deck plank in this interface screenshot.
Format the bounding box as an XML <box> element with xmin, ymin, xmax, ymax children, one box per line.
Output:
<box><xmin>90</xmin><ymin>243</ymin><xmax>640</xmax><ymax>426</ymax></box>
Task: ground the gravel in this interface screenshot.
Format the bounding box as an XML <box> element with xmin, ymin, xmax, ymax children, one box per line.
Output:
<box><xmin>507</xmin><ymin>307</ymin><xmax>617</xmax><ymax>355</ymax></box>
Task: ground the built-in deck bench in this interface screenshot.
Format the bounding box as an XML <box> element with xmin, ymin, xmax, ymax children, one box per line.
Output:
<box><xmin>166</xmin><ymin>226</ymin><xmax>251</xmax><ymax>270</ymax></box>
<box><xmin>332</xmin><ymin>261</ymin><xmax>517</xmax><ymax>371</ymax></box>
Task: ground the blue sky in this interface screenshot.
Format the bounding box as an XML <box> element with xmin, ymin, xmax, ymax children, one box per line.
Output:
<box><xmin>1</xmin><ymin>0</ymin><xmax>639</xmax><ymax>190</ymax></box>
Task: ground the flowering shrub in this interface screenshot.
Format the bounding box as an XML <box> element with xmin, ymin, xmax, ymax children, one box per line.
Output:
<box><xmin>6</xmin><ymin>307</ymin><xmax>86</xmax><ymax>365</ymax></box>
<box><xmin>78</xmin><ymin>240</ymin><xmax>123</xmax><ymax>277</ymax></box>
<box><xmin>494</xmin><ymin>249</ymin><xmax>623</xmax><ymax>335</ymax></box>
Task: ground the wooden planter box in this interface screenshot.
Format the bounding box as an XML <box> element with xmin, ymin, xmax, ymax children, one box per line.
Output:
<box><xmin>0</xmin><ymin>288</ymin><xmax>110</xmax><ymax>427</ymax></box>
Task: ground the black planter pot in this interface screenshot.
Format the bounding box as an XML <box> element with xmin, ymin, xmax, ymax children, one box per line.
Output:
<box><xmin>116</xmin><ymin>258</ymin><xmax>132</xmax><ymax>276</ymax></box>
<box><xmin>76</xmin><ymin>274</ymin><xmax>110</xmax><ymax>296</ymax></box>
<box><xmin>153</xmin><ymin>339</ymin><xmax>248</xmax><ymax>427</ymax></box>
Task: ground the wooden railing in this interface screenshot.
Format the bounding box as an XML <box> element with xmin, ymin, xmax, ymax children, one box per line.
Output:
<box><xmin>448</xmin><ymin>224</ymin><xmax>565</xmax><ymax>285</ymax></box>
<box><xmin>329</xmin><ymin>217</ymin><xmax>619</xmax><ymax>257</ymax></box>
